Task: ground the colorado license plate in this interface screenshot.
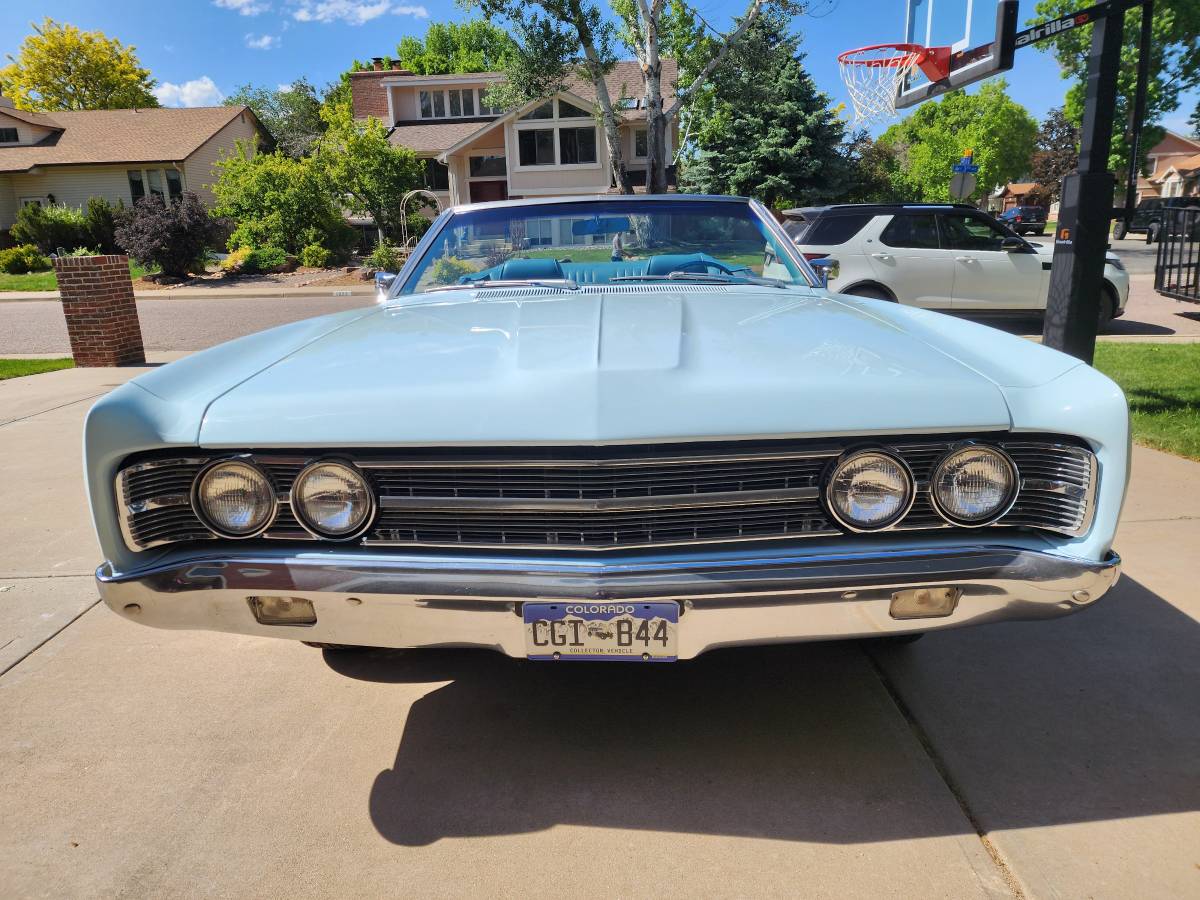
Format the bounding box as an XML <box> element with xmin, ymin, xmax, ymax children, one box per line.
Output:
<box><xmin>523</xmin><ymin>601</ymin><xmax>679</xmax><ymax>661</ymax></box>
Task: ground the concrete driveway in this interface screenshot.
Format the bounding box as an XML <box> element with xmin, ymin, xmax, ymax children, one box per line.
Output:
<box><xmin>1</xmin><ymin>366</ymin><xmax>1198</xmax><ymax>899</ymax></box>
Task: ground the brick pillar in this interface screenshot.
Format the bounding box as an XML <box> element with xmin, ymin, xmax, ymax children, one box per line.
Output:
<box><xmin>53</xmin><ymin>254</ymin><xmax>145</xmax><ymax>367</ymax></box>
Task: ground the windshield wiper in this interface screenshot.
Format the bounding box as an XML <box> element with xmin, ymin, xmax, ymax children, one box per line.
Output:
<box><xmin>609</xmin><ymin>271</ymin><xmax>791</xmax><ymax>289</ymax></box>
<box><xmin>424</xmin><ymin>278</ymin><xmax>580</xmax><ymax>293</ymax></box>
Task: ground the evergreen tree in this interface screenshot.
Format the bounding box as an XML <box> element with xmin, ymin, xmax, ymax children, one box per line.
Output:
<box><xmin>679</xmin><ymin>11</ymin><xmax>849</xmax><ymax>208</ymax></box>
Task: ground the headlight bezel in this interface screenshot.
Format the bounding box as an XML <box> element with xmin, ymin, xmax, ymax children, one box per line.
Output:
<box><xmin>824</xmin><ymin>448</ymin><xmax>916</xmax><ymax>533</ymax></box>
<box><xmin>290</xmin><ymin>458</ymin><xmax>376</xmax><ymax>541</ymax></box>
<box><xmin>929</xmin><ymin>443</ymin><xmax>1020</xmax><ymax>527</ymax></box>
<box><xmin>192</xmin><ymin>457</ymin><xmax>278</xmax><ymax>539</ymax></box>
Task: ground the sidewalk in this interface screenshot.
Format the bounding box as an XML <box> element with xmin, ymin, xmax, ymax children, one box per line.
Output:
<box><xmin>0</xmin><ymin>364</ymin><xmax>1197</xmax><ymax>898</ymax></box>
<box><xmin>0</xmin><ymin>282</ymin><xmax>375</xmax><ymax>302</ymax></box>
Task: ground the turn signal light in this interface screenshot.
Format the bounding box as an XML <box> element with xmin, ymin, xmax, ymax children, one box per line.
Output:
<box><xmin>249</xmin><ymin>596</ymin><xmax>317</xmax><ymax>626</ymax></box>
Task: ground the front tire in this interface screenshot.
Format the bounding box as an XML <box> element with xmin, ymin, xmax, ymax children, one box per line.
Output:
<box><xmin>1113</xmin><ymin>221</ymin><xmax>1128</xmax><ymax>240</ymax></box>
<box><xmin>1098</xmin><ymin>285</ymin><xmax>1117</xmax><ymax>330</ymax></box>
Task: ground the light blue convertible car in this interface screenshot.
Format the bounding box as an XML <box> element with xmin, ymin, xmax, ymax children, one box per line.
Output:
<box><xmin>86</xmin><ymin>195</ymin><xmax>1127</xmax><ymax>662</ymax></box>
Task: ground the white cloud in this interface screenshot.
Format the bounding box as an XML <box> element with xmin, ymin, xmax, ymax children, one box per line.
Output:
<box><xmin>244</xmin><ymin>33</ymin><xmax>281</xmax><ymax>49</ymax></box>
<box><xmin>277</xmin><ymin>83</ymin><xmax>294</xmax><ymax>92</ymax></box>
<box><xmin>214</xmin><ymin>0</ymin><xmax>271</xmax><ymax>15</ymax></box>
<box><xmin>291</xmin><ymin>0</ymin><xmax>392</xmax><ymax>25</ymax></box>
<box><xmin>154</xmin><ymin>76</ymin><xmax>225</xmax><ymax>108</ymax></box>
<box><xmin>393</xmin><ymin>4</ymin><xmax>429</xmax><ymax>16</ymax></box>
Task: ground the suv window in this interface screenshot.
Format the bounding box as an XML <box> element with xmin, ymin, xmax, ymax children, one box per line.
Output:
<box><xmin>797</xmin><ymin>213</ymin><xmax>873</xmax><ymax>246</ymax></box>
<box><xmin>939</xmin><ymin>213</ymin><xmax>1007</xmax><ymax>251</ymax></box>
<box><xmin>880</xmin><ymin>214</ymin><xmax>940</xmax><ymax>249</ymax></box>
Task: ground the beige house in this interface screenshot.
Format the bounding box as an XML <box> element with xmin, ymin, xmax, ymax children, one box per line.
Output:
<box><xmin>0</xmin><ymin>96</ymin><xmax>267</xmax><ymax>234</ymax></box>
<box><xmin>1136</xmin><ymin>131</ymin><xmax>1200</xmax><ymax>202</ymax></box>
<box><xmin>350</xmin><ymin>59</ymin><xmax>679</xmax><ymax>208</ymax></box>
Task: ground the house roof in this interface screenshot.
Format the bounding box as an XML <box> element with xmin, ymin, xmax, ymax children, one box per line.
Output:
<box><xmin>0</xmin><ymin>105</ymin><xmax>62</xmax><ymax>129</ymax></box>
<box><xmin>0</xmin><ymin>106</ymin><xmax>261</xmax><ymax>174</ymax></box>
<box><xmin>387</xmin><ymin>119</ymin><xmax>500</xmax><ymax>154</ymax></box>
<box><xmin>564</xmin><ymin>59</ymin><xmax>679</xmax><ymax>111</ymax></box>
<box><xmin>1169</xmin><ymin>153</ymin><xmax>1200</xmax><ymax>175</ymax></box>
<box><xmin>1001</xmin><ymin>182</ymin><xmax>1038</xmax><ymax>196</ymax></box>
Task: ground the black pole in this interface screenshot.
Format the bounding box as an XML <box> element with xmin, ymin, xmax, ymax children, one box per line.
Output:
<box><xmin>1042</xmin><ymin>6</ymin><xmax>1126</xmax><ymax>363</ymax></box>
<box><xmin>1123</xmin><ymin>0</ymin><xmax>1154</xmax><ymax>219</ymax></box>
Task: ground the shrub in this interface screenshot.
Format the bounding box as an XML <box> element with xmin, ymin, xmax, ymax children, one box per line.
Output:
<box><xmin>84</xmin><ymin>197</ymin><xmax>122</xmax><ymax>254</ymax></box>
<box><xmin>0</xmin><ymin>243</ymin><xmax>52</xmax><ymax>274</ymax></box>
<box><xmin>65</xmin><ymin>246</ymin><xmax>100</xmax><ymax>257</ymax></box>
<box><xmin>114</xmin><ymin>193</ymin><xmax>223</xmax><ymax>278</ymax></box>
<box><xmin>10</xmin><ymin>203</ymin><xmax>90</xmax><ymax>253</ymax></box>
<box><xmin>244</xmin><ymin>246</ymin><xmax>289</xmax><ymax>273</ymax></box>
<box><xmin>221</xmin><ymin>246</ymin><xmax>253</xmax><ymax>274</ymax></box>
<box><xmin>428</xmin><ymin>255</ymin><xmax>475</xmax><ymax>285</ymax></box>
<box><xmin>366</xmin><ymin>242</ymin><xmax>403</xmax><ymax>272</ymax></box>
<box><xmin>299</xmin><ymin>243</ymin><xmax>331</xmax><ymax>268</ymax></box>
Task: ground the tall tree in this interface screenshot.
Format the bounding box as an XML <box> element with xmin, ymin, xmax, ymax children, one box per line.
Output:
<box><xmin>1030</xmin><ymin>0</ymin><xmax>1200</xmax><ymax>175</ymax></box>
<box><xmin>0</xmin><ymin>18</ymin><xmax>158</xmax><ymax>111</ymax></box>
<box><xmin>678</xmin><ymin>10</ymin><xmax>848</xmax><ymax>208</ymax></box>
<box><xmin>469</xmin><ymin>0</ymin><xmax>790</xmax><ymax>193</ymax></box>
<box><xmin>879</xmin><ymin>81</ymin><xmax>1037</xmax><ymax>203</ymax></box>
<box><xmin>1029</xmin><ymin>107</ymin><xmax>1079</xmax><ymax>203</ymax></box>
<box><xmin>1189</xmin><ymin>98</ymin><xmax>1200</xmax><ymax>140</ymax></box>
<box><xmin>396</xmin><ymin>21</ymin><xmax>517</xmax><ymax>75</ymax></box>
<box><xmin>225</xmin><ymin>79</ymin><xmax>326</xmax><ymax>158</ymax></box>
<box><xmin>840</xmin><ymin>130</ymin><xmax>902</xmax><ymax>204</ymax></box>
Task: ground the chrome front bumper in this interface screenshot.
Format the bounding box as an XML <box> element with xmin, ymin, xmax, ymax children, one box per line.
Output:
<box><xmin>96</xmin><ymin>545</ymin><xmax>1121</xmax><ymax>659</ymax></box>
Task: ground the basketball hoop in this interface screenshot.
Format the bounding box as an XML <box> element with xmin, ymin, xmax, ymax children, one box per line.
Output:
<box><xmin>837</xmin><ymin>43</ymin><xmax>950</xmax><ymax>125</ymax></box>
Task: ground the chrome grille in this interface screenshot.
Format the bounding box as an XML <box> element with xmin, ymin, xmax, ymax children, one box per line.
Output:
<box><xmin>114</xmin><ymin>436</ymin><xmax>1097</xmax><ymax>551</ymax></box>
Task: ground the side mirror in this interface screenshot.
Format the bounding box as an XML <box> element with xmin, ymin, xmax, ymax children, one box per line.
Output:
<box><xmin>375</xmin><ymin>272</ymin><xmax>397</xmax><ymax>296</ymax></box>
<box><xmin>809</xmin><ymin>256</ymin><xmax>838</xmax><ymax>287</ymax></box>
<box><xmin>1001</xmin><ymin>236</ymin><xmax>1028</xmax><ymax>252</ymax></box>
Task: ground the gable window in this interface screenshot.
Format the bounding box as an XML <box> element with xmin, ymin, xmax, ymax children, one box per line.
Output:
<box><xmin>422</xmin><ymin>158</ymin><xmax>450</xmax><ymax>191</ymax></box>
<box><xmin>634</xmin><ymin>128</ymin><xmax>648</xmax><ymax>158</ymax></box>
<box><xmin>520</xmin><ymin>101</ymin><xmax>554</xmax><ymax>121</ymax></box>
<box><xmin>0</xmin><ymin>127</ymin><xmax>18</xmax><ymax>143</ymax></box>
<box><xmin>559</xmin><ymin>127</ymin><xmax>597</xmax><ymax>164</ymax></box>
<box><xmin>128</xmin><ymin>170</ymin><xmax>145</xmax><ymax>202</ymax></box>
<box><xmin>477</xmin><ymin>92</ymin><xmax>500</xmax><ymax>116</ymax></box>
<box><xmin>420</xmin><ymin>86</ymin><xmax>496</xmax><ymax>119</ymax></box>
<box><xmin>518</xmin><ymin>129</ymin><xmax>556</xmax><ymax>166</ymax></box>
<box><xmin>557</xmin><ymin>99</ymin><xmax>590</xmax><ymax>118</ymax></box>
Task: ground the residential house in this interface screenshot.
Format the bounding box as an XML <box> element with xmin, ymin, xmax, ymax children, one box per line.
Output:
<box><xmin>0</xmin><ymin>95</ymin><xmax>268</xmax><ymax>235</ymax></box>
<box><xmin>1136</xmin><ymin>131</ymin><xmax>1200</xmax><ymax>202</ymax></box>
<box><xmin>350</xmin><ymin>58</ymin><xmax>679</xmax><ymax>211</ymax></box>
<box><xmin>996</xmin><ymin>181</ymin><xmax>1044</xmax><ymax>211</ymax></box>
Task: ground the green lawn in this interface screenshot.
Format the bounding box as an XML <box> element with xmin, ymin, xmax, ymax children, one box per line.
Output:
<box><xmin>0</xmin><ymin>261</ymin><xmax>150</xmax><ymax>292</ymax></box>
<box><xmin>1093</xmin><ymin>343</ymin><xmax>1200</xmax><ymax>461</ymax></box>
<box><xmin>0</xmin><ymin>358</ymin><xmax>74</xmax><ymax>380</ymax></box>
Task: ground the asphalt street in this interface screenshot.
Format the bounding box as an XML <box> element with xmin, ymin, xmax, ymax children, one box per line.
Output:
<box><xmin>0</xmin><ymin>366</ymin><xmax>1198</xmax><ymax>898</ymax></box>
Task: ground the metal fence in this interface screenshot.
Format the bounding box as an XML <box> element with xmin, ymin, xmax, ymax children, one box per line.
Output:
<box><xmin>1154</xmin><ymin>206</ymin><xmax>1200</xmax><ymax>303</ymax></box>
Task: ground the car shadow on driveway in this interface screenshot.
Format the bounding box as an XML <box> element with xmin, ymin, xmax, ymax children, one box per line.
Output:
<box><xmin>323</xmin><ymin>576</ymin><xmax>1199</xmax><ymax>846</ymax></box>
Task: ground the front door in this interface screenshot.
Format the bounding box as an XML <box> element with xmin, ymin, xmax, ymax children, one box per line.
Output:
<box><xmin>469</xmin><ymin>181</ymin><xmax>508</xmax><ymax>203</ymax></box>
<box><xmin>940</xmin><ymin>212</ymin><xmax>1043</xmax><ymax>311</ymax></box>
<box><xmin>865</xmin><ymin>212</ymin><xmax>954</xmax><ymax>308</ymax></box>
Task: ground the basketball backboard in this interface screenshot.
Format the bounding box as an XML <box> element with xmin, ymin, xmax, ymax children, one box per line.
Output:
<box><xmin>895</xmin><ymin>0</ymin><xmax>1018</xmax><ymax>108</ymax></box>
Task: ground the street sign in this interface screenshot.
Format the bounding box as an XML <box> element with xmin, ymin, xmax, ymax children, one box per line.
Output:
<box><xmin>949</xmin><ymin>171</ymin><xmax>977</xmax><ymax>199</ymax></box>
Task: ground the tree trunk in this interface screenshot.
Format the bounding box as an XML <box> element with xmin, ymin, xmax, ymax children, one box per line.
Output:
<box><xmin>642</xmin><ymin>22</ymin><xmax>669</xmax><ymax>193</ymax></box>
<box><xmin>571</xmin><ymin>2</ymin><xmax>632</xmax><ymax>194</ymax></box>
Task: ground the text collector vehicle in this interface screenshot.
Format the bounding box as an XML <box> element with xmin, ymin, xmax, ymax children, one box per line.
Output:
<box><xmin>86</xmin><ymin>195</ymin><xmax>1128</xmax><ymax>662</ymax></box>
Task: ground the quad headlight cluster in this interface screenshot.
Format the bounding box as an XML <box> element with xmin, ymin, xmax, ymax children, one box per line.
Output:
<box><xmin>825</xmin><ymin>443</ymin><xmax>1018</xmax><ymax>532</ymax></box>
<box><xmin>193</xmin><ymin>458</ymin><xmax>374</xmax><ymax>541</ymax></box>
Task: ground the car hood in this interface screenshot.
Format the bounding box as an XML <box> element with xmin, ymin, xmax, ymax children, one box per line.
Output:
<box><xmin>196</xmin><ymin>286</ymin><xmax>1071</xmax><ymax>446</ymax></box>
<box><xmin>1029</xmin><ymin>242</ymin><xmax>1120</xmax><ymax>267</ymax></box>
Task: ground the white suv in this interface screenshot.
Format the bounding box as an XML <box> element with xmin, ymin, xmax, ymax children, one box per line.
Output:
<box><xmin>786</xmin><ymin>204</ymin><xmax>1128</xmax><ymax>324</ymax></box>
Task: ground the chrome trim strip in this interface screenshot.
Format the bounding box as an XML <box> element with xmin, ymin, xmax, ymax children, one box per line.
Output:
<box><xmin>376</xmin><ymin>486</ymin><xmax>821</xmax><ymax>512</ymax></box>
<box><xmin>357</xmin><ymin>448</ymin><xmax>841</xmax><ymax>468</ymax></box>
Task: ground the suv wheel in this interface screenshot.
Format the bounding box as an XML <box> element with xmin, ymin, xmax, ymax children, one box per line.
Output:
<box><xmin>1098</xmin><ymin>285</ymin><xmax>1116</xmax><ymax>329</ymax></box>
<box><xmin>1113</xmin><ymin>220</ymin><xmax>1128</xmax><ymax>240</ymax></box>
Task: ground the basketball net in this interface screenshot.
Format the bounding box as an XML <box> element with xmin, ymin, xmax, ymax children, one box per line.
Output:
<box><xmin>838</xmin><ymin>44</ymin><xmax>941</xmax><ymax>126</ymax></box>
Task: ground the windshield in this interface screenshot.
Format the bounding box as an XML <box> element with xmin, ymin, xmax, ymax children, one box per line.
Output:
<box><xmin>399</xmin><ymin>199</ymin><xmax>811</xmax><ymax>295</ymax></box>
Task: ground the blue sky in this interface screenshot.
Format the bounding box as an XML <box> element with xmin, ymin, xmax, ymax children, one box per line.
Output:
<box><xmin>2</xmin><ymin>0</ymin><xmax>1196</xmax><ymax>135</ymax></box>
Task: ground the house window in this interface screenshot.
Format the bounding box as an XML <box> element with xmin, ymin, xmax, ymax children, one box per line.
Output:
<box><xmin>520</xmin><ymin>101</ymin><xmax>554</xmax><ymax>121</ymax></box>
<box><xmin>518</xmin><ymin>129</ymin><xmax>556</xmax><ymax>166</ymax></box>
<box><xmin>469</xmin><ymin>154</ymin><xmax>506</xmax><ymax>177</ymax></box>
<box><xmin>146</xmin><ymin>169</ymin><xmax>165</xmax><ymax>200</ymax></box>
<box><xmin>634</xmin><ymin>128</ymin><xmax>648</xmax><ymax>158</ymax></box>
<box><xmin>477</xmin><ymin>91</ymin><xmax>500</xmax><ymax>115</ymax></box>
<box><xmin>419</xmin><ymin>90</ymin><xmax>433</xmax><ymax>118</ymax></box>
<box><xmin>448</xmin><ymin>89</ymin><xmax>462</xmax><ymax>117</ymax></box>
<box><xmin>166</xmin><ymin>169</ymin><xmax>183</xmax><ymax>202</ymax></box>
<box><xmin>0</xmin><ymin>127</ymin><xmax>18</xmax><ymax>143</ymax></box>
<box><xmin>128</xmin><ymin>170</ymin><xmax>145</xmax><ymax>201</ymax></box>
<box><xmin>432</xmin><ymin>92</ymin><xmax>446</xmax><ymax>117</ymax></box>
<box><xmin>20</xmin><ymin>197</ymin><xmax>45</xmax><ymax>208</ymax></box>
<box><xmin>557</xmin><ymin>99</ymin><xmax>590</xmax><ymax>118</ymax></box>
<box><xmin>423</xmin><ymin>158</ymin><xmax>450</xmax><ymax>191</ymax></box>
<box><xmin>559</xmin><ymin>127</ymin><xmax>597</xmax><ymax>165</ymax></box>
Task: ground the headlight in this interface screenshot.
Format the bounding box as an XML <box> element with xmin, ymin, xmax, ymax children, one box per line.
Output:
<box><xmin>827</xmin><ymin>450</ymin><xmax>914</xmax><ymax>531</ymax></box>
<box><xmin>931</xmin><ymin>445</ymin><xmax>1018</xmax><ymax>525</ymax></box>
<box><xmin>292</xmin><ymin>461</ymin><xmax>374</xmax><ymax>538</ymax></box>
<box><xmin>195</xmin><ymin>460</ymin><xmax>276</xmax><ymax>537</ymax></box>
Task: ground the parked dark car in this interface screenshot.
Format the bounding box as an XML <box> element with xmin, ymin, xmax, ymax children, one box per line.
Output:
<box><xmin>1116</xmin><ymin>197</ymin><xmax>1200</xmax><ymax>241</ymax></box>
<box><xmin>997</xmin><ymin>206</ymin><xmax>1048</xmax><ymax>235</ymax></box>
